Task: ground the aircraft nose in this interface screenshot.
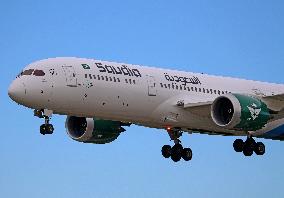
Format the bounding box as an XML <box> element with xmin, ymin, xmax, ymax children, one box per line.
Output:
<box><xmin>8</xmin><ymin>80</ymin><xmax>26</xmax><ymax>103</ymax></box>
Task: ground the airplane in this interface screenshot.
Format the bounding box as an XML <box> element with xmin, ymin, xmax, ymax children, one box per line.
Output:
<box><xmin>8</xmin><ymin>57</ymin><xmax>284</xmax><ymax>162</ymax></box>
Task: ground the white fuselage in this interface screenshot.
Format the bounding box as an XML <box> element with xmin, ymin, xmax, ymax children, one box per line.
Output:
<box><xmin>8</xmin><ymin>57</ymin><xmax>284</xmax><ymax>138</ymax></box>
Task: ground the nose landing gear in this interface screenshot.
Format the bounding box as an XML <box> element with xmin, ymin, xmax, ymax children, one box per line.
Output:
<box><xmin>34</xmin><ymin>109</ymin><xmax>54</xmax><ymax>135</ymax></box>
<box><xmin>40</xmin><ymin>116</ymin><xmax>54</xmax><ymax>135</ymax></box>
<box><xmin>161</xmin><ymin>128</ymin><xmax>193</xmax><ymax>162</ymax></box>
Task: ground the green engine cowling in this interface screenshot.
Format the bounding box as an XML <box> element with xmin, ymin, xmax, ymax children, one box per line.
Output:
<box><xmin>66</xmin><ymin>116</ymin><xmax>129</xmax><ymax>144</ymax></box>
<box><xmin>211</xmin><ymin>94</ymin><xmax>271</xmax><ymax>131</ymax></box>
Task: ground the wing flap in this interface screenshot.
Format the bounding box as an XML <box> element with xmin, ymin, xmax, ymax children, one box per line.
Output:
<box><xmin>262</xmin><ymin>93</ymin><xmax>284</xmax><ymax>113</ymax></box>
<box><xmin>265</xmin><ymin>93</ymin><xmax>284</xmax><ymax>101</ymax></box>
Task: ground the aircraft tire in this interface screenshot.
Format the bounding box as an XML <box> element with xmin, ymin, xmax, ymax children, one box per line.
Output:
<box><xmin>182</xmin><ymin>148</ymin><xmax>192</xmax><ymax>161</ymax></box>
<box><xmin>162</xmin><ymin>145</ymin><xmax>172</xmax><ymax>158</ymax></box>
<box><xmin>46</xmin><ymin>124</ymin><xmax>54</xmax><ymax>134</ymax></box>
<box><xmin>254</xmin><ymin>142</ymin><xmax>265</xmax><ymax>155</ymax></box>
<box><xmin>243</xmin><ymin>144</ymin><xmax>254</xmax><ymax>156</ymax></box>
<box><xmin>40</xmin><ymin>124</ymin><xmax>54</xmax><ymax>135</ymax></box>
<box><xmin>171</xmin><ymin>144</ymin><xmax>183</xmax><ymax>162</ymax></box>
<box><xmin>233</xmin><ymin>139</ymin><xmax>244</xmax><ymax>152</ymax></box>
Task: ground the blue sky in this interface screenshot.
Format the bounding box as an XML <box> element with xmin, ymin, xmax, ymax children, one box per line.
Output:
<box><xmin>1</xmin><ymin>0</ymin><xmax>284</xmax><ymax>197</ymax></box>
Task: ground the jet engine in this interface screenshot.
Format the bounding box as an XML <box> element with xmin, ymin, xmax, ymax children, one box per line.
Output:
<box><xmin>66</xmin><ymin>116</ymin><xmax>128</xmax><ymax>144</ymax></box>
<box><xmin>211</xmin><ymin>94</ymin><xmax>271</xmax><ymax>131</ymax></box>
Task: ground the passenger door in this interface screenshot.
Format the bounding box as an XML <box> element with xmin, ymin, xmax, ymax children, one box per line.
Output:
<box><xmin>62</xmin><ymin>66</ymin><xmax>77</xmax><ymax>87</ymax></box>
<box><xmin>147</xmin><ymin>75</ymin><xmax>157</xmax><ymax>96</ymax></box>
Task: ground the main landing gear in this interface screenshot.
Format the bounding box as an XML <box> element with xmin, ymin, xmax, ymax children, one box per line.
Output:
<box><xmin>161</xmin><ymin>128</ymin><xmax>193</xmax><ymax>162</ymax></box>
<box><xmin>233</xmin><ymin>137</ymin><xmax>265</xmax><ymax>156</ymax></box>
<box><xmin>34</xmin><ymin>109</ymin><xmax>54</xmax><ymax>135</ymax></box>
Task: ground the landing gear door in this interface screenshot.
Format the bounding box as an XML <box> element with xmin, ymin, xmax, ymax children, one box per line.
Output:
<box><xmin>62</xmin><ymin>66</ymin><xmax>77</xmax><ymax>87</ymax></box>
<box><xmin>147</xmin><ymin>75</ymin><xmax>157</xmax><ymax>96</ymax></box>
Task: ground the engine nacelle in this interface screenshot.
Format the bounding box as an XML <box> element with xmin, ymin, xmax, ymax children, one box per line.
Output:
<box><xmin>211</xmin><ymin>94</ymin><xmax>270</xmax><ymax>131</ymax></box>
<box><xmin>66</xmin><ymin>116</ymin><xmax>127</xmax><ymax>144</ymax></box>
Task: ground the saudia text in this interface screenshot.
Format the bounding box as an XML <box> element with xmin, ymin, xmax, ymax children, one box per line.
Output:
<box><xmin>96</xmin><ymin>62</ymin><xmax>142</xmax><ymax>77</ymax></box>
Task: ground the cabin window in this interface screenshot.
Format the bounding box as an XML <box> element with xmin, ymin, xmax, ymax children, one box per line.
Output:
<box><xmin>117</xmin><ymin>78</ymin><xmax>120</xmax><ymax>82</ymax></box>
<box><xmin>214</xmin><ymin>90</ymin><xmax>217</xmax><ymax>94</ymax></box>
<box><xmin>218</xmin><ymin>90</ymin><xmax>221</xmax><ymax>95</ymax></box>
<box><xmin>101</xmin><ymin>76</ymin><xmax>104</xmax><ymax>80</ymax></box>
<box><xmin>93</xmin><ymin>75</ymin><xmax>96</xmax><ymax>79</ymax></box>
<box><xmin>195</xmin><ymin>87</ymin><xmax>198</xmax><ymax>92</ymax></box>
<box><xmin>176</xmin><ymin>85</ymin><xmax>179</xmax><ymax>90</ymax></box>
<box><xmin>109</xmin><ymin>76</ymin><xmax>112</xmax><ymax>81</ymax></box>
<box><xmin>160</xmin><ymin>83</ymin><xmax>163</xmax><ymax>88</ymax></box>
<box><xmin>125</xmin><ymin>79</ymin><xmax>128</xmax><ymax>83</ymax></box>
<box><xmin>187</xmin><ymin>87</ymin><xmax>191</xmax><ymax>91</ymax></box>
<box><xmin>133</xmin><ymin>79</ymin><xmax>136</xmax><ymax>84</ymax></box>
<box><xmin>199</xmin><ymin>88</ymin><xmax>202</xmax><ymax>92</ymax></box>
<box><xmin>164</xmin><ymin>84</ymin><xmax>167</xmax><ymax>88</ymax></box>
<box><xmin>97</xmin><ymin>75</ymin><xmax>100</xmax><ymax>80</ymax></box>
<box><xmin>89</xmin><ymin>74</ymin><xmax>92</xmax><ymax>79</ymax></box>
<box><xmin>113</xmin><ymin>77</ymin><xmax>116</xmax><ymax>82</ymax></box>
<box><xmin>168</xmin><ymin>84</ymin><xmax>171</xmax><ymax>89</ymax></box>
<box><xmin>105</xmin><ymin>76</ymin><xmax>108</xmax><ymax>81</ymax></box>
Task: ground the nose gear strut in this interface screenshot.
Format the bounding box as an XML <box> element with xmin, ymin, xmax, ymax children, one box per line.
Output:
<box><xmin>34</xmin><ymin>109</ymin><xmax>54</xmax><ymax>135</ymax></box>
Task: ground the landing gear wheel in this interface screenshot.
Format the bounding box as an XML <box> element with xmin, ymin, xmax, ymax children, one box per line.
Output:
<box><xmin>171</xmin><ymin>144</ymin><xmax>183</xmax><ymax>162</ymax></box>
<box><xmin>164</xmin><ymin>128</ymin><xmax>193</xmax><ymax>162</ymax></box>
<box><xmin>254</xmin><ymin>142</ymin><xmax>265</xmax><ymax>155</ymax></box>
<box><xmin>233</xmin><ymin>139</ymin><xmax>244</xmax><ymax>152</ymax></box>
<box><xmin>182</xmin><ymin>148</ymin><xmax>193</xmax><ymax>161</ymax></box>
<box><xmin>40</xmin><ymin>124</ymin><xmax>47</xmax><ymax>135</ymax></box>
<box><xmin>243</xmin><ymin>144</ymin><xmax>254</xmax><ymax>156</ymax></box>
<box><xmin>161</xmin><ymin>145</ymin><xmax>172</xmax><ymax>158</ymax></box>
<box><xmin>40</xmin><ymin>124</ymin><xmax>54</xmax><ymax>135</ymax></box>
<box><xmin>233</xmin><ymin>137</ymin><xmax>266</xmax><ymax>157</ymax></box>
<box><xmin>46</xmin><ymin>124</ymin><xmax>54</xmax><ymax>134</ymax></box>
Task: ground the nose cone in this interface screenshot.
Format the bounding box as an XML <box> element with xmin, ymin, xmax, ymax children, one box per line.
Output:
<box><xmin>8</xmin><ymin>80</ymin><xmax>26</xmax><ymax>104</ymax></box>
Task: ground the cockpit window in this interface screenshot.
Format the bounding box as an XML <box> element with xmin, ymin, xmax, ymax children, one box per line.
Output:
<box><xmin>33</xmin><ymin>69</ymin><xmax>45</xmax><ymax>76</ymax></box>
<box><xmin>22</xmin><ymin>69</ymin><xmax>34</xmax><ymax>75</ymax></box>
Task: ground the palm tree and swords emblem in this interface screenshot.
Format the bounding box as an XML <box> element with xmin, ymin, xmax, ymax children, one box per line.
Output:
<box><xmin>247</xmin><ymin>103</ymin><xmax>261</xmax><ymax>121</ymax></box>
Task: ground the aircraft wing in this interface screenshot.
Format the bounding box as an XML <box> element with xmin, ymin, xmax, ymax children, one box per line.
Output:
<box><xmin>180</xmin><ymin>100</ymin><xmax>213</xmax><ymax>118</ymax></box>
<box><xmin>264</xmin><ymin>93</ymin><xmax>284</xmax><ymax>101</ymax></box>
<box><xmin>180</xmin><ymin>93</ymin><xmax>284</xmax><ymax>122</ymax></box>
<box><xmin>263</xmin><ymin>93</ymin><xmax>284</xmax><ymax>120</ymax></box>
